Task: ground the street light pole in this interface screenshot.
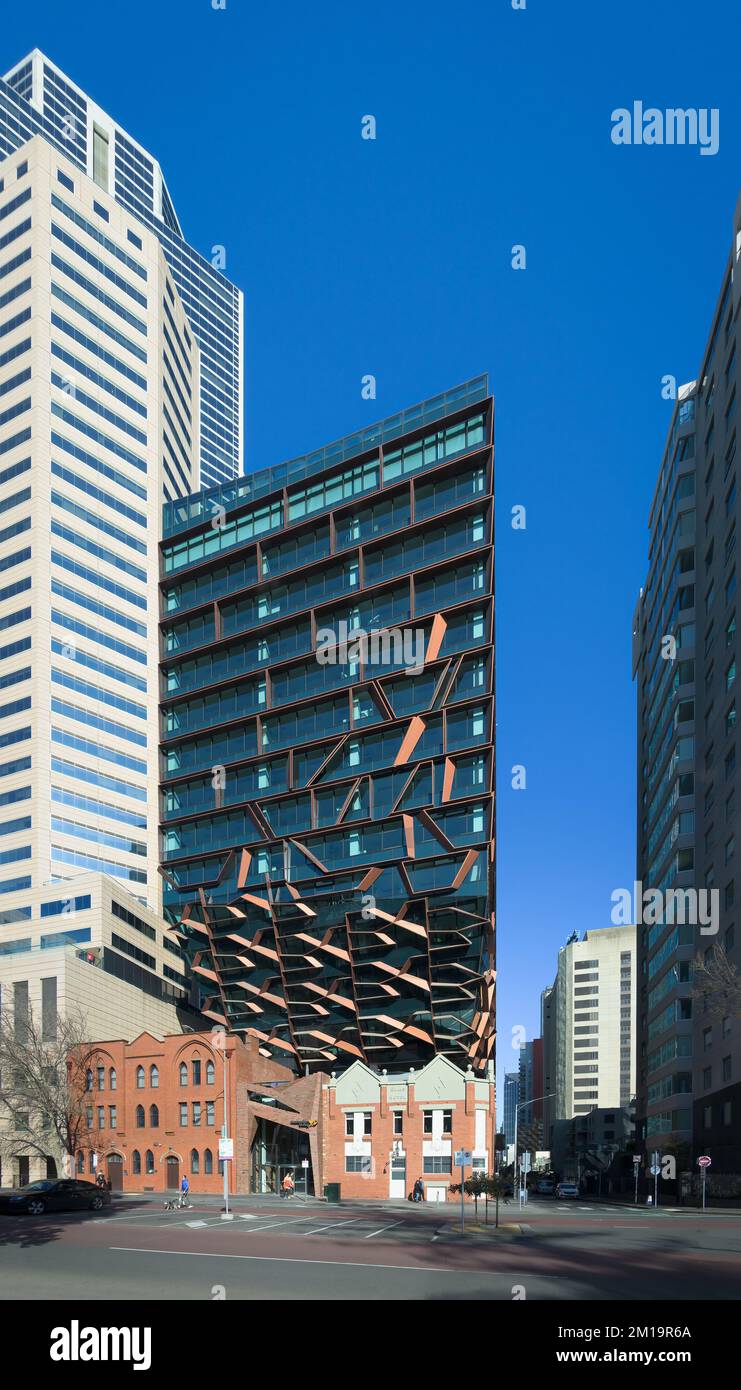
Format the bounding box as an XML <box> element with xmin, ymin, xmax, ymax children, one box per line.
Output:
<box><xmin>222</xmin><ymin>1044</ymin><xmax>230</xmax><ymax>1217</ymax></box>
<box><xmin>512</xmin><ymin>1092</ymin><xmax>556</xmax><ymax>1201</ymax></box>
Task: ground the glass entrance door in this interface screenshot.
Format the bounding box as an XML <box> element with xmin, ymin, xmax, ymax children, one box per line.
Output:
<box><xmin>251</xmin><ymin>1118</ymin><xmax>313</xmax><ymax>1194</ymax></box>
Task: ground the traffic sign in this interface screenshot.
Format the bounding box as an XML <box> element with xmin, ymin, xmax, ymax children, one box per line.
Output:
<box><xmin>650</xmin><ymin>1164</ymin><xmax>661</xmax><ymax>1176</ymax></box>
<box><xmin>454</xmin><ymin>1149</ymin><xmax>472</xmax><ymax>1166</ymax></box>
<box><xmin>218</xmin><ymin>1138</ymin><xmax>234</xmax><ymax>1161</ymax></box>
<box><xmin>698</xmin><ymin>1155</ymin><xmax>712</xmax><ymax>1168</ymax></box>
<box><xmin>633</xmin><ymin>1156</ymin><xmax>641</xmax><ymax>1168</ymax></box>
<box><xmin>301</xmin><ymin>1159</ymin><xmax>309</xmax><ymax>1168</ymax></box>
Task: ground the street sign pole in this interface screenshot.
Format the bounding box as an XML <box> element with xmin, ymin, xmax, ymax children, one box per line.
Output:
<box><xmin>454</xmin><ymin>1150</ymin><xmax>471</xmax><ymax>1233</ymax></box>
<box><xmin>519</xmin><ymin>1151</ymin><xmax>530</xmax><ymax>1207</ymax></box>
<box><xmin>648</xmin><ymin>1151</ymin><xmax>661</xmax><ymax>1207</ymax></box>
<box><xmin>220</xmin><ymin>1046</ymin><xmax>231</xmax><ymax>1218</ymax></box>
<box><xmin>633</xmin><ymin>1155</ymin><xmax>640</xmax><ymax>1205</ymax></box>
<box><xmin>698</xmin><ymin>1155</ymin><xmax>711</xmax><ymax>1210</ymax></box>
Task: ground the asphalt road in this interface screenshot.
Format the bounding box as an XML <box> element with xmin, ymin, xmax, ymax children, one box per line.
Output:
<box><xmin>1</xmin><ymin>1195</ymin><xmax>740</xmax><ymax>1301</ymax></box>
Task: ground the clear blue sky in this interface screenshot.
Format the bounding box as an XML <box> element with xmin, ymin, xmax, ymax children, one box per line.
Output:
<box><xmin>5</xmin><ymin>0</ymin><xmax>740</xmax><ymax>1104</ymax></box>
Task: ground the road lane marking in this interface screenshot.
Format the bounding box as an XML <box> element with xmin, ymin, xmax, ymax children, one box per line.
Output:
<box><xmin>233</xmin><ymin>1216</ymin><xmax>317</xmax><ymax>1233</ymax></box>
<box><xmin>364</xmin><ymin>1220</ymin><xmax>405</xmax><ymax>1239</ymax></box>
<box><xmin>156</xmin><ymin>1220</ymin><xmax>223</xmax><ymax>1229</ymax></box>
<box><xmin>306</xmin><ymin>1219</ymin><xmax>364</xmax><ymax>1235</ymax></box>
<box><xmin>109</xmin><ymin>1246</ymin><xmax>461</xmax><ymax>1274</ymax></box>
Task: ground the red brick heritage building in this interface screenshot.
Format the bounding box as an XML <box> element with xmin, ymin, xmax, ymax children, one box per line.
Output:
<box><xmin>79</xmin><ymin>1034</ymin><xmax>494</xmax><ymax>1201</ymax></box>
<box><xmin>78</xmin><ymin>1030</ymin><xmax>323</xmax><ymax>1196</ymax></box>
<box><xmin>321</xmin><ymin>1055</ymin><xmax>496</xmax><ymax>1201</ymax></box>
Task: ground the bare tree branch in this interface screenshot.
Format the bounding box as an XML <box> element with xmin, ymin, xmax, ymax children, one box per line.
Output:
<box><xmin>692</xmin><ymin>943</ymin><xmax>741</xmax><ymax>1023</ymax></box>
<box><xmin>0</xmin><ymin>1003</ymin><xmax>109</xmax><ymax>1174</ymax></box>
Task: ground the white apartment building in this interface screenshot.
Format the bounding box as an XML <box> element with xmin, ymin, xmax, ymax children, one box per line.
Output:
<box><xmin>0</xmin><ymin>133</ymin><xmax>200</xmax><ymax>1012</ymax></box>
<box><xmin>553</xmin><ymin>925</ymin><xmax>637</xmax><ymax>1119</ymax></box>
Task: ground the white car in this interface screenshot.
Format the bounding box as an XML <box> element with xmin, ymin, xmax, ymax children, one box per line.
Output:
<box><xmin>556</xmin><ymin>1182</ymin><xmax>580</xmax><ymax>1200</ymax></box>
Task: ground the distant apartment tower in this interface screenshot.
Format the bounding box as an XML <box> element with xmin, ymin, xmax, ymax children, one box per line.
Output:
<box><xmin>541</xmin><ymin>982</ymin><xmax>556</xmax><ymax>1145</ymax></box>
<box><xmin>633</xmin><ymin>193</ymin><xmax>741</xmax><ymax>1171</ymax></box>
<box><xmin>1</xmin><ymin>49</ymin><xmax>243</xmax><ymax>489</ymax></box>
<box><xmin>549</xmin><ymin>927</ymin><xmax>636</xmax><ymax>1120</ymax></box>
<box><xmin>159</xmin><ymin>379</ymin><xmax>496</xmax><ymax>1075</ymax></box>
<box><xmin>518</xmin><ymin>1037</ymin><xmax>543</xmax><ymax>1124</ymax></box>
<box><xmin>503</xmin><ymin>1071</ymin><xmax>519</xmax><ymax>1149</ymax></box>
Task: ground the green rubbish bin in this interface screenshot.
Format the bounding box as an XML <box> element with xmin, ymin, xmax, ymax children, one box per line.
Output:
<box><xmin>324</xmin><ymin>1182</ymin><xmax>341</xmax><ymax>1203</ymax></box>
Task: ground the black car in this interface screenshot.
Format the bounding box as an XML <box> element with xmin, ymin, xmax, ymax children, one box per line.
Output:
<box><xmin>0</xmin><ymin>1179</ymin><xmax>112</xmax><ymax>1216</ymax></box>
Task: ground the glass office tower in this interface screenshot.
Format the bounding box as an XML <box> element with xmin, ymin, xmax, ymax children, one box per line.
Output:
<box><xmin>160</xmin><ymin>379</ymin><xmax>496</xmax><ymax>1074</ymax></box>
<box><xmin>0</xmin><ymin>49</ymin><xmax>243</xmax><ymax>489</ymax></box>
<box><xmin>633</xmin><ymin>385</ymin><xmax>698</xmax><ymax>1154</ymax></box>
<box><xmin>633</xmin><ymin>191</ymin><xmax>741</xmax><ymax>1173</ymax></box>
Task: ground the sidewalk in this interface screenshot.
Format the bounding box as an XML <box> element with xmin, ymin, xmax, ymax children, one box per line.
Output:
<box><xmin>523</xmin><ymin>1192</ymin><xmax>741</xmax><ymax>1215</ymax></box>
<box><xmin>572</xmin><ymin>1192</ymin><xmax>741</xmax><ymax>1214</ymax></box>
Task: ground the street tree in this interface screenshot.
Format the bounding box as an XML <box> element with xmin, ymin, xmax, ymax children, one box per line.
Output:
<box><xmin>0</xmin><ymin>1001</ymin><xmax>105</xmax><ymax>1180</ymax></box>
<box><xmin>485</xmin><ymin>1174</ymin><xmax>512</xmax><ymax>1227</ymax></box>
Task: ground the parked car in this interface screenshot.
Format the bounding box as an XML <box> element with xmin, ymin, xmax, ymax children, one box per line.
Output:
<box><xmin>0</xmin><ymin>1179</ymin><xmax>111</xmax><ymax>1216</ymax></box>
<box><xmin>534</xmin><ymin>1178</ymin><xmax>556</xmax><ymax>1196</ymax></box>
<box><xmin>555</xmin><ymin>1181</ymin><xmax>581</xmax><ymax>1200</ymax></box>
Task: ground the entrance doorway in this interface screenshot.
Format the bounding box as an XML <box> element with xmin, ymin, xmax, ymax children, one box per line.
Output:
<box><xmin>18</xmin><ymin>1156</ymin><xmax>29</xmax><ymax>1186</ymax></box>
<box><xmin>250</xmin><ymin>1118</ymin><xmax>313</xmax><ymax>1195</ymax></box>
<box><xmin>107</xmin><ymin>1154</ymin><xmax>123</xmax><ymax>1191</ymax></box>
<box><xmin>165</xmin><ymin>1155</ymin><xmax>180</xmax><ymax>1190</ymax></box>
<box><xmin>389</xmin><ymin>1153</ymin><xmax>406</xmax><ymax>1199</ymax></box>
<box><xmin>46</xmin><ymin>1157</ymin><xmax>58</xmax><ymax>1179</ymax></box>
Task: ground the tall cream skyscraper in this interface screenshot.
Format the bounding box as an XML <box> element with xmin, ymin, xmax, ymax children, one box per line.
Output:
<box><xmin>551</xmin><ymin>926</ymin><xmax>637</xmax><ymax>1120</ymax></box>
<box><xmin>0</xmin><ymin>132</ymin><xmax>202</xmax><ymax>1055</ymax></box>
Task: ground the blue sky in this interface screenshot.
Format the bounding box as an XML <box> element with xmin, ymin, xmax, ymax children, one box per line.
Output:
<box><xmin>5</xmin><ymin>0</ymin><xmax>739</xmax><ymax>1106</ymax></box>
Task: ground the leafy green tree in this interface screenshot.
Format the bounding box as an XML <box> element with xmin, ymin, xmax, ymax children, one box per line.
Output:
<box><xmin>449</xmin><ymin>1172</ymin><xmax>511</xmax><ymax>1224</ymax></box>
